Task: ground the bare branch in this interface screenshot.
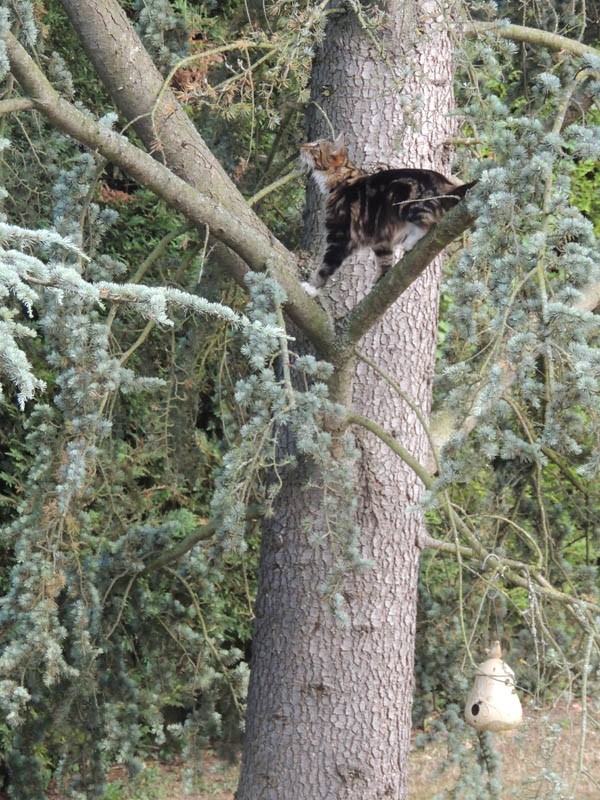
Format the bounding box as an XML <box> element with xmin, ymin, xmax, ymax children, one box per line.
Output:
<box><xmin>345</xmin><ymin>411</ymin><xmax>434</xmax><ymax>488</ymax></box>
<box><xmin>0</xmin><ymin>97</ymin><xmax>34</xmax><ymax>114</ymax></box>
<box><xmin>468</xmin><ymin>21</ymin><xmax>600</xmax><ymax>59</ymax></box>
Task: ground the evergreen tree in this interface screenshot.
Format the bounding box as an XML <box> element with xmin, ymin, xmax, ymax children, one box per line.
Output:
<box><xmin>0</xmin><ymin>1</ymin><xmax>598</xmax><ymax>798</ymax></box>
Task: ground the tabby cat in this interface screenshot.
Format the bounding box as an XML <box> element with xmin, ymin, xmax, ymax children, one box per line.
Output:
<box><xmin>300</xmin><ymin>133</ymin><xmax>476</xmax><ymax>296</ymax></box>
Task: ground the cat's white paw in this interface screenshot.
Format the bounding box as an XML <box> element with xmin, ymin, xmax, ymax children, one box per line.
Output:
<box><xmin>301</xmin><ymin>281</ymin><xmax>320</xmax><ymax>298</ymax></box>
<box><xmin>401</xmin><ymin>222</ymin><xmax>427</xmax><ymax>253</ymax></box>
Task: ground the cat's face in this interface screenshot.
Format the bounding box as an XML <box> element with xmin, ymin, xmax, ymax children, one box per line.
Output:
<box><xmin>300</xmin><ymin>134</ymin><xmax>351</xmax><ymax>193</ymax></box>
<box><xmin>300</xmin><ymin>134</ymin><xmax>346</xmax><ymax>173</ymax></box>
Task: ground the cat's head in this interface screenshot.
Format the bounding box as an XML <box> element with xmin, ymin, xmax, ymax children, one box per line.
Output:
<box><xmin>300</xmin><ymin>133</ymin><xmax>346</xmax><ymax>169</ymax></box>
<box><xmin>300</xmin><ymin>134</ymin><xmax>349</xmax><ymax>192</ymax></box>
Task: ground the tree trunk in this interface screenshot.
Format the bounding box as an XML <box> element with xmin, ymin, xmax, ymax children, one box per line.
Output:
<box><xmin>237</xmin><ymin>2</ymin><xmax>457</xmax><ymax>798</ymax></box>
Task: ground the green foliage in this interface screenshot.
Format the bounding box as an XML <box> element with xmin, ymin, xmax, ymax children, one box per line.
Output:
<box><xmin>0</xmin><ymin>120</ymin><xmax>278</xmax><ymax>800</ymax></box>
<box><xmin>100</xmin><ymin>765</ymin><xmax>169</xmax><ymax>800</ymax></box>
<box><xmin>1</xmin><ymin>1</ymin><xmax>599</xmax><ymax>798</ymax></box>
<box><xmin>414</xmin><ymin>9</ymin><xmax>600</xmax><ymax>792</ymax></box>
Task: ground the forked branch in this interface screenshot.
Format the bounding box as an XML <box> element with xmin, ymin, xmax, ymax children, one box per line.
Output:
<box><xmin>2</xmin><ymin>30</ymin><xmax>336</xmax><ymax>356</ymax></box>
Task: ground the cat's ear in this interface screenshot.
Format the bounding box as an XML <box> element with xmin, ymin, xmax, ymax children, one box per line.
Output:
<box><xmin>331</xmin><ymin>133</ymin><xmax>345</xmax><ymax>154</ymax></box>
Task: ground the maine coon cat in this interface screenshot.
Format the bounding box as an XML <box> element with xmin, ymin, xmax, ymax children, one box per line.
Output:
<box><xmin>300</xmin><ymin>134</ymin><xmax>476</xmax><ymax>296</ymax></box>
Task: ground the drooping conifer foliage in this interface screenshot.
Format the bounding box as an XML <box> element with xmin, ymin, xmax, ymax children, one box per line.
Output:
<box><xmin>0</xmin><ymin>1</ymin><xmax>598</xmax><ymax>798</ymax></box>
<box><xmin>0</xmin><ymin>107</ymin><xmax>282</xmax><ymax>800</ymax></box>
<box><xmin>412</xmin><ymin>4</ymin><xmax>600</xmax><ymax>794</ymax></box>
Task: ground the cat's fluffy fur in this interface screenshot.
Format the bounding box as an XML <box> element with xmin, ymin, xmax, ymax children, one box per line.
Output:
<box><xmin>300</xmin><ymin>134</ymin><xmax>475</xmax><ymax>296</ymax></box>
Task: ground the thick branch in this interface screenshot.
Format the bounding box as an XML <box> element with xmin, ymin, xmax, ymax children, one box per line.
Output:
<box><xmin>3</xmin><ymin>32</ymin><xmax>263</xmax><ymax>268</ymax></box>
<box><xmin>339</xmin><ymin>201</ymin><xmax>474</xmax><ymax>347</ymax></box>
<box><xmin>4</xmin><ymin>31</ymin><xmax>336</xmax><ymax>358</ymax></box>
<box><xmin>58</xmin><ymin>0</ymin><xmax>241</xmax><ymax>208</ymax></box>
<box><xmin>0</xmin><ymin>97</ymin><xmax>34</xmax><ymax>114</ymax></box>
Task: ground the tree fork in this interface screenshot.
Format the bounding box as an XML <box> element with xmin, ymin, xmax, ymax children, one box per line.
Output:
<box><xmin>2</xmin><ymin>30</ymin><xmax>336</xmax><ymax>356</ymax></box>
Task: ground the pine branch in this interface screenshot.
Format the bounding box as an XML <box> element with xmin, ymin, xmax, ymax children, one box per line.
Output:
<box><xmin>3</xmin><ymin>30</ymin><xmax>336</xmax><ymax>357</ymax></box>
<box><xmin>23</xmin><ymin>272</ymin><xmax>288</xmax><ymax>339</ymax></box>
<box><xmin>2</xmin><ymin>34</ymin><xmax>257</xmax><ymax>262</ymax></box>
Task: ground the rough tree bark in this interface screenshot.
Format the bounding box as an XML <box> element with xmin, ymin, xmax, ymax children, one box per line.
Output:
<box><xmin>236</xmin><ymin>2</ymin><xmax>458</xmax><ymax>798</ymax></box>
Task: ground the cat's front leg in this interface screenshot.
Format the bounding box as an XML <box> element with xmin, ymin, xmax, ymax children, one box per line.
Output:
<box><xmin>374</xmin><ymin>247</ymin><xmax>394</xmax><ymax>282</ymax></box>
<box><xmin>302</xmin><ymin>239</ymin><xmax>352</xmax><ymax>295</ymax></box>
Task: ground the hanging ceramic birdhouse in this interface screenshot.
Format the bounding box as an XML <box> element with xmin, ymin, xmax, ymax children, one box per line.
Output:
<box><xmin>464</xmin><ymin>640</ymin><xmax>523</xmax><ymax>732</ymax></box>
